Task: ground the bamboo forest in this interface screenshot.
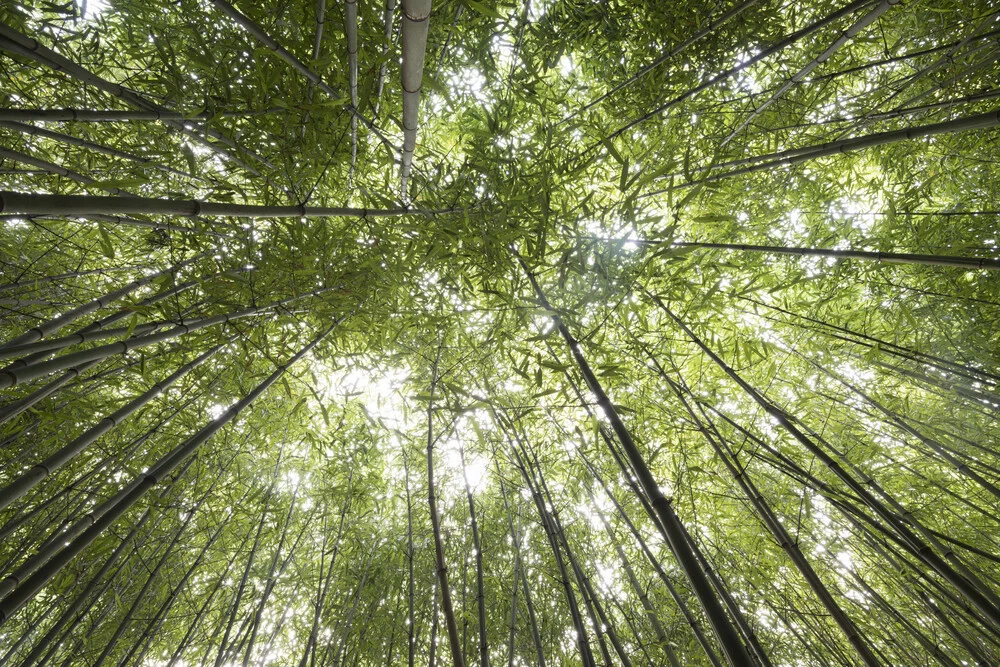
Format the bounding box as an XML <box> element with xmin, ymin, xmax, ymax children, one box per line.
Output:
<box><xmin>3</xmin><ymin>0</ymin><xmax>1000</xmax><ymax>665</ymax></box>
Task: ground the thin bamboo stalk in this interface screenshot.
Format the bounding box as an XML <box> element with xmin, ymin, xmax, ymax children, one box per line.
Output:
<box><xmin>651</xmin><ymin>294</ymin><xmax>1000</xmax><ymax>628</ymax></box>
<box><xmin>426</xmin><ymin>346</ymin><xmax>467</xmax><ymax>667</ymax></box>
<box><xmin>646</xmin><ymin>108</ymin><xmax>1000</xmax><ymax>194</ymax></box>
<box><xmin>0</xmin><ymin>24</ymin><xmax>280</xmax><ymax>184</ymax></box>
<box><xmin>0</xmin><ymin>121</ymin><xmax>195</xmax><ymax>180</ymax></box>
<box><xmin>559</xmin><ymin>0</ymin><xmax>762</xmax><ymax>124</ymax></box>
<box><xmin>458</xmin><ymin>443</ymin><xmax>489</xmax><ymax>667</ymax></box>
<box><xmin>0</xmin><ymin>287</ymin><xmax>331</xmax><ymax>389</ymax></box>
<box><xmin>346</xmin><ymin>0</ymin><xmax>359</xmax><ymax>188</ymax></box>
<box><xmin>0</xmin><ymin>256</ymin><xmax>200</xmax><ymax>351</ymax></box>
<box><xmin>375</xmin><ymin>0</ymin><xmax>398</xmax><ymax>114</ymax></box>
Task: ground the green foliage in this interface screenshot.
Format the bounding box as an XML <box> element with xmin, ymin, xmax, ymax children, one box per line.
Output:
<box><xmin>1</xmin><ymin>0</ymin><xmax>1000</xmax><ymax>665</ymax></box>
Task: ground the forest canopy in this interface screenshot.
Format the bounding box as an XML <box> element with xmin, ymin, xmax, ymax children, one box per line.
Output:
<box><xmin>1</xmin><ymin>0</ymin><xmax>999</xmax><ymax>666</ymax></box>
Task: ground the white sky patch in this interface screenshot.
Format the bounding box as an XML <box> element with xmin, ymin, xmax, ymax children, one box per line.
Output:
<box><xmin>82</xmin><ymin>0</ymin><xmax>110</xmax><ymax>21</ymax></box>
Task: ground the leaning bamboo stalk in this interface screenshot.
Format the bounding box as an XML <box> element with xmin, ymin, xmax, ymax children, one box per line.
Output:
<box><xmin>0</xmin><ymin>108</ymin><xmax>282</xmax><ymax>122</ymax></box>
<box><xmin>0</xmin><ymin>190</ymin><xmax>454</xmax><ymax>218</ymax></box>
<box><xmin>426</xmin><ymin>347</ymin><xmax>467</xmax><ymax>667</ymax></box>
<box><xmin>647</xmin><ymin>108</ymin><xmax>1000</xmax><ymax>194</ymax></box>
<box><xmin>400</xmin><ymin>0</ymin><xmax>432</xmax><ymax>195</ymax></box>
<box><xmin>502</xmin><ymin>427</ymin><xmax>597</xmax><ymax>667</ymax></box>
<box><xmin>517</xmin><ymin>254</ymin><xmax>757</xmax><ymax>667</ymax></box>
<box><xmin>458</xmin><ymin>443</ymin><xmax>489</xmax><ymax>667</ymax></box>
<box><xmin>0</xmin><ymin>147</ymin><xmax>127</xmax><ymax>194</ymax></box>
<box><xmin>0</xmin><ymin>321</ymin><xmax>338</xmax><ymax>625</ymax></box>
<box><xmin>0</xmin><ymin>265</ymin><xmax>147</xmax><ymax>295</ymax></box>
<box><xmin>0</xmin><ymin>121</ymin><xmax>196</xmax><ymax>180</ymax></box>
<box><xmin>833</xmin><ymin>9</ymin><xmax>1000</xmax><ymax>140</ymax></box>
<box><xmin>0</xmin><ymin>24</ymin><xmax>279</xmax><ymax>183</ymax></box>
<box><xmin>16</xmin><ymin>507</ymin><xmax>156</xmax><ymax>667</ymax></box>
<box><xmin>0</xmin><ymin>286</ymin><xmax>336</xmax><ymax>389</ymax></box>
<box><xmin>649</xmin><ymin>352</ymin><xmax>883</xmax><ymax>667</ymax></box>
<box><xmin>89</xmin><ymin>482</ymin><xmax>217</xmax><ymax>667</ymax></box>
<box><xmin>560</xmin><ymin>0</ymin><xmax>762</xmax><ymax>125</ymax></box>
<box><xmin>721</xmin><ymin>0</ymin><xmax>900</xmax><ymax>146</ymax></box>
<box><xmin>0</xmin><ymin>256</ymin><xmax>200</xmax><ymax>351</ymax></box>
<box><xmin>0</xmin><ymin>345</ymin><xmax>222</xmax><ymax>511</ymax></box>
<box><xmin>649</xmin><ymin>240</ymin><xmax>1000</xmax><ymax>270</ymax></box>
<box><xmin>587</xmin><ymin>0</ymin><xmax>873</xmax><ymax>155</ymax></box>
<box><xmin>651</xmin><ymin>294</ymin><xmax>1000</xmax><ymax>628</ymax></box>
<box><xmin>207</xmin><ymin>0</ymin><xmax>395</xmax><ymax>156</ymax></box>
<box><xmin>542</xmin><ymin>339</ymin><xmax>728</xmax><ymax>667</ymax></box>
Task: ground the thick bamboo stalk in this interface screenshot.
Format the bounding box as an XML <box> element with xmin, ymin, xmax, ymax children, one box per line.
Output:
<box><xmin>653</xmin><ymin>240</ymin><xmax>1000</xmax><ymax>270</ymax></box>
<box><xmin>517</xmin><ymin>255</ymin><xmax>757</xmax><ymax>667</ymax></box>
<box><xmin>0</xmin><ymin>345</ymin><xmax>221</xmax><ymax>510</ymax></box>
<box><xmin>400</xmin><ymin>0</ymin><xmax>432</xmax><ymax>195</ymax></box>
<box><xmin>0</xmin><ymin>321</ymin><xmax>338</xmax><ymax>624</ymax></box>
<box><xmin>721</xmin><ymin>0</ymin><xmax>900</xmax><ymax>146</ymax></box>
<box><xmin>0</xmin><ymin>190</ymin><xmax>452</xmax><ymax>218</ymax></box>
<box><xmin>346</xmin><ymin>0</ymin><xmax>359</xmax><ymax>187</ymax></box>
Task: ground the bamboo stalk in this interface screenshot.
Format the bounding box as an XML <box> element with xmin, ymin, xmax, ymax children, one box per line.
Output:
<box><xmin>375</xmin><ymin>0</ymin><xmax>398</xmax><ymax>114</ymax></box>
<box><xmin>0</xmin><ymin>23</ymin><xmax>281</xmax><ymax>185</ymax></box>
<box><xmin>646</xmin><ymin>108</ymin><xmax>1000</xmax><ymax>193</ymax></box>
<box><xmin>559</xmin><ymin>0</ymin><xmax>762</xmax><ymax>125</ymax></box>
<box><xmin>426</xmin><ymin>346</ymin><xmax>467</xmax><ymax>667</ymax></box>
<box><xmin>346</xmin><ymin>0</ymin><xmax>359</xmax><ymax>189</ymax></box>
<box><xmin>580</xmin><ymin>0</ymin><xmax>874</xmax><ymax>160</ymax></box>
<box><xmin>458</xmin><ymin>443</ymin><xmax>489</xmax><ymax>667</ymax></box>
<box><xmin>720</xmin><ymin>0</ymin><xmax>901</xmax><ymax>146</ymax></box>
<box><xmin>651</xmin><ymin>294</ymin><xmax>1000</xmax><ymax>628</ymax></box>
<box><xmin>0</xmin><ymin>120</ymin><xmax>196</xmax><ymax>180</ymax></box>
<box><xmin>652</xmin><ymin>240</ymin><xmax>1000</xmax><ymax>270</ymax></box>
<box><xmin>0</xmin><ymin>190</ymin><xmax>453</xmax><ymax>218</ymax></box>
<box><xmin>400</xmin><ymin>0</ymin><xmax>432</xmax><ymax>195</ymax></box>
<box><xmin>517</xmin><ymin>255</ymin><xmax>757</xmax><ymax>667</ymax></box>
<box><xmin>0</xmin><ymin>256</ymin><xmax>201</xmax><ymax>351</ymax></box>
<box><xmin>0</xmin><ymin>321</ymin><xmax>338</xmax><ymax>625</ymax></box>
<box><xmin>0</xmin><ymin>109</ymin><xmax>282</xmax><ymax>122</ymax></box>
<box><xmin>0</xmin><ymin>287</ymin><xmax>333</xmax><ymax>389</ymax></box>
<box><xmin>0</xmin><ymin>345</ymin><xmax>221</xmax><ymax>510</ymax></box>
